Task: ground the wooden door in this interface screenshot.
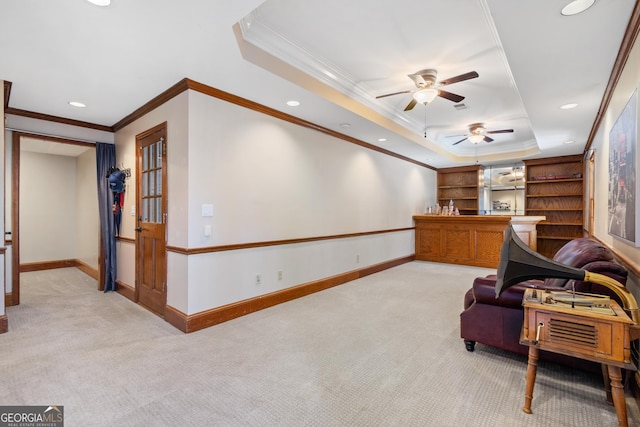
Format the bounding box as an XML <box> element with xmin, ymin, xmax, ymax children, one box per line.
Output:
<box><xmin>135</xmin><ymin>123</ymin><xmax>167</xmax><ymax>316</ymax></box>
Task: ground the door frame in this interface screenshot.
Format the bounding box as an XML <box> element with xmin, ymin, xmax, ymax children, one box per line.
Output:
<box><xmin>8</xmin><ymin>131</ymin><xmax>104</xmax><ymax>305</ymax></box>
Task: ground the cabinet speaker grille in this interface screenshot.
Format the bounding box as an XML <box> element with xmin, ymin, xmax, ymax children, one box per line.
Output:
<box><xmin>549</xmin><ymin>318</ymin><xmax>596</xmax><ymax>347</ymax></box>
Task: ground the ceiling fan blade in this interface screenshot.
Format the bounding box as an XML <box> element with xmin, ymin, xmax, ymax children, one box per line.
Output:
<box><xmin>438</xmin><ymin>71</ymin><xmax>479</xmax><ymax>86</ymax></box>
<box><xmin>484</xmin><ymin>136</ymin><xmax>494</xmax><ymax>143</ymax></box>
<box><xmin>437</xmin><ymin>90</ymin><xmax>465</xmax><ymax>103</ymax></box>
<box><xmin>404</xmin><ymin>98</ymin><xmax>418</xmax><ymax>111</ymax></box>
<box><xmin>452</xmin><ymin>137</ymin><xmax>468</xmax><ymax>146</ymax></box>
<box><xmin>376</xmin><ymin>90</ymin><xmax>412</xmax><ymax>99</ymax></box>
<box><xmin>486</xmin><ymin>129</ymin><xmax>514</xmax><ymax>134</ymax></box>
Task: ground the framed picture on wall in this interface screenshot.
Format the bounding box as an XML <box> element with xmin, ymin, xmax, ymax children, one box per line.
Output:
<box><xmin>608</xmin><ymin>88</ymin><xmax>638</xmax><ymax>246</ymax></box>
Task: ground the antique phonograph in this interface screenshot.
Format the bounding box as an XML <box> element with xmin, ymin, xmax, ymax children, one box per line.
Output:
<box><xmin>496</xmin><ymin>224</ymin><xmax>639</xmax><ymax>427</ymax></box>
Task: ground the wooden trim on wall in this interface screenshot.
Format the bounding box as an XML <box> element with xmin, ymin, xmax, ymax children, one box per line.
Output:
<box><xmin>165</xmin><ymin>254</ymin><xmax>415</xmax><ymax>333</ymax></box>
<box><xmin>115</xmin><ymin>280</ymin><xmax>136</xmax><ymax>303</ymax></box>
<box><xmin>112</xmin><ymin>80</ymin><xmax>189</xmax><ymax>131</ymax></box>
<box><xmin>3</xmin><ymin>80</ymin><xmax>11</xmax><ymax>110</ymax></box>
<box><xmin>0</xmin><ymin>315</ymin><xmax>7</xmax><ymax>334</ymax></box>
<box><xmin>585</xmin><ymin>1</ymin><xmax>640</xmax><ymax>152</ymax></box>
<box><xmin>75</xmin><ymin>259</ymin><xmax>99</xmax><ymax>281</ymax></box>
<box><xmin>589</xmin><ymin>235</ymin><xmax>640</xmax><ymax>279</ymax></box>
<box><xmin>111</xmin><ymin>77</ymin><xmax>435</xmax><ymax>170</ymax></box>
<box><xmin>184</xmin><ymin>79</ymin><xmax>435</xmax><ymax>170</ymax></box>
<box><xmin>20</xmin><ymin>259</ymin><xmax>76</xmax><ymax>272</ymax></box>
<box><xmin>5</xmin><ymin>107</ymin><xmax>113</xmax><ymax>133</ymax></box>
<box><xmin>116</xmin><ymin>236</ymin><xmax>136</xmax><ymax>244</ymax></box>
<box><xmin>167</xmin><ymin>227</ymin><xmax>416</xmax><ymax>255</ymax></box>
<box><xmin>19</xmin><ymin>259</ymin><xmax>100</xmax><ymax>279</ymax></box>
<box><xmin>4</xmin><ymin>293</ymin><xmax>13</xmax><ymax>307</ymax></box>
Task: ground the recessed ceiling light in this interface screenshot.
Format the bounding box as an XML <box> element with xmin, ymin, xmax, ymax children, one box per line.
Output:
<box><xmin>286</xmin><ymin>100</ymin><xmax>300</xmax><ymax>107</ymax></box>
<box><xmin>560</xmin><ymin>103</ymin><xmax>578</xmax><ymax>109</ymax></box>
<box><xmin>87</xmin><ymin>0</ymin><xmax>111</xmax><ymax>5</ymax></box>
<box><xmin>561</xmin><ymin>0</ymin><xmax>595</xmax><ymax>16</ymax></box>
<box><xmin>339</xmin><ymin>123</ymin><xmax>351</xmax><ymax>128</ymax></box>
<box><xmin>564</xmin><ymin>140</ymin><xmax>576</xmax><ymax>144</ymax></box>
<box><xmin>69</xmin><ymin>101</ymin><xmax>86</xmax><ymax>108</ymax></box>
<box><xmin>378</xmin><ymin>138</ymin><xmax>387</xmax><ymax>142</ymax></box>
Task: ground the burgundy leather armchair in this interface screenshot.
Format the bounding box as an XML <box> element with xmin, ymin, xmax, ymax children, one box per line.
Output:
<box><xmin>460</xmin><ymin>237</ymin><xmax>628</xmax><ymax>369</ymax></box>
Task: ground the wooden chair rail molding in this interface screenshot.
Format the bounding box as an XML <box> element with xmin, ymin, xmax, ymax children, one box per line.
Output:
<box><xmin>591</xmin><ymin>236</ymin><xmax>640</xmax><ymax>280</ymax></box>
<box><xmin>117</xmin><ymin>227</ymin><xmax>415</xmax><ymax>254</ymax></box>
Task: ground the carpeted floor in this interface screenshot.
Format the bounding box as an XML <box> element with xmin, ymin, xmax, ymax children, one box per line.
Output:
<box><xmin>1</xmin><ymin>262</ymin><xmax>639</xmax><ymax>426</ymax></box>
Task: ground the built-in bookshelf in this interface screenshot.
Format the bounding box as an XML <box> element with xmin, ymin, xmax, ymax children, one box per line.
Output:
<box><xmin>437</xmin><ymin>165</ymin><xmax>484</xmax><ymax>215</ymax></box>
<box><xmin>523</xmin><ymin>155</ymin><xmax>585</xmax><ymax>258</ymax></box>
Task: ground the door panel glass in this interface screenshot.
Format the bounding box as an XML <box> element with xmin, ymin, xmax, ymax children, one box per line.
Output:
<box><xmin>142</xmin><ymin>171</ymin><xmax>148</xmax><ymax>197</ymax></box>
<box><xmin>140</xmin><ymin>138</ymin><xmax>163</xmax><ymax>224</ymax></box>
<box><xmin>156</xmin><ymin>170</ymin><xmax>162</xmax><ymax>196</ymax></box>
<box><xmin>143</xmin><ymin>146</ymin><xmax>149</xmax><ymax>170</ymax></box>
<box><xmin>143</xmin><ymin>198</ymin><xmax>149</xmax><ymax>222</ymax></box>
<box><xmin>156</xmin><ymin>198</ymin><xmax>162</xmax><ymax>223</ymax></box>
<box><xmin>149</xmin><ymin>144</ymin><xmax>156</xmax><ymax>169</ymax></box>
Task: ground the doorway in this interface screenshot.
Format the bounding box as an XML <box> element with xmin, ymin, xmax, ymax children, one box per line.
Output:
<box><xmin>8</xmin><ymin>131</ymin><xmax>102</xmax><ymax>305</ymax></box>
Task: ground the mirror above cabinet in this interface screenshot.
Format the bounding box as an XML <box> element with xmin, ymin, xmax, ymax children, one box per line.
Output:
<box><xmin>480</xmin><ymin>163</ymin><xmax>525</xmax><ymax>216</ymax></box>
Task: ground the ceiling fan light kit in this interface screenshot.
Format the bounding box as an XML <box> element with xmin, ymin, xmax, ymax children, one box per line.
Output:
<box><xmin>376</xmin><ymin>68</ymin><xmax>478</xmax><ymax>111</ymax></box>
<box><xmin>413</xmin><ymin>88</ymin><xmax>438</xmax><ymax>104</ymax></box>
<box><xmin>451</xmin><ymin>122</ymin><xmax>514</xmax><ymax>146</ymax></box>
<box><xmin>468</xmin><ymin>134</ymin><xmax>485</xmax><ymax>144</ymax></box>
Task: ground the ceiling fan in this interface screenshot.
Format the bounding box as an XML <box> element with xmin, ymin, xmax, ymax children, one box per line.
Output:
<box><xmin>451</xmin><ymin>123</ymin><xmax>514</xmax><ymax>145</ymax></box>
<box><xmin>376</xmin><ymin>68</ymin><xmax>479</xmax><ymax>111</ymax></box>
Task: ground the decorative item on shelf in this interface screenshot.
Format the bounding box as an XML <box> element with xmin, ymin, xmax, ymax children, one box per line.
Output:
<box><xmin>455</xmin><ymin>208</ymin><xmax>460</xmax><ymax>215</ymax></box>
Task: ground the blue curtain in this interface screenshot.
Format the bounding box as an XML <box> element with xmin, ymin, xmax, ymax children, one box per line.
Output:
<box><xmin>96</xmin><ymin>143</ymin><xmax>117</xmax><ymax>292</ymax></box>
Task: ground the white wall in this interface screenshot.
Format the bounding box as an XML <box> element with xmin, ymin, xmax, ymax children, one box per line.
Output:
<box><xmin>183</xmin><ymin>90</ymin><xmax>434</xmax><ymax>314</ymax></box>
<box><xmin>114</xmin><ymin>88</ymin><xmax>436</xmax><ymax>315</ymax></box>
<box><xmin>114</xmin><ymin>91</ymin><xmax>190</xmax><ymax>307</ymax></box>
<box><xmin>20</xmin><ymin>151</ymin><xmax>77</xmax><ymax>263</ymax></box>
<box><xmin>76</xmin><ymin>149</ymin><xmax>99</xmax><ymax>269</ymax></box>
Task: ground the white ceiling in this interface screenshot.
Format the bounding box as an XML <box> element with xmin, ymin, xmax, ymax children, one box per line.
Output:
<box><xmin>1</xmin><ymin>0</ymin><xmax>636</xmax><ymax>168</ymax></box>
<box><xmin>21</xmin><ymin>137</ymin><xmax>91</xmax><ymax>157</ymax></box>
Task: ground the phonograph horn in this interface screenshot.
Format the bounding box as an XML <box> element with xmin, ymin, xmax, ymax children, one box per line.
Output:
<box><xmin>496</xmin><ymin>224</ymin><xmax>640</xmax><ymax>324</ymax></box>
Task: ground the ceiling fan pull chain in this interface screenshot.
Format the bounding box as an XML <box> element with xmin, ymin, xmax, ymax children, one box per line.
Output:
<box><xmin>424</xmin><ymin>108</ymin><xmax>428</xmax><ymax>138</ymax></box>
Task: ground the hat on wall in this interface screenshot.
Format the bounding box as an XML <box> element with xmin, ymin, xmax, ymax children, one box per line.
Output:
<box><xmin>108</xmin><ymin>169</ymin><xmax>126</xmax><ymax>193</ymax></box>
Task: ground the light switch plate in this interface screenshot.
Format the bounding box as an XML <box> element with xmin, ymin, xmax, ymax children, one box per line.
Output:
<box><xmin>202</xmin><ymin>204</ymin><xmax>214</xmax><ymax>217</ymax></box>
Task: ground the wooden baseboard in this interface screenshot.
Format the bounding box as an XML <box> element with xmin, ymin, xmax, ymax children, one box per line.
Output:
<box><xmin>165</xmin><ymin>254</ymin><xmax>415</xmax><ymax>333</ymax></box>
<box><xmin>75</xmin><ymin>259</ymin><xmax>99</xmax><ymax>280</ymax></box>
<box><xmin>19</xmin><ymin>259</ymin><xmax>99</xmax><ymax>278</ymax></box>
<box><xmin>0</xmin><ymin>315</ymin><xmax>7</xmax><ymax>334</ymax></box>
<box><xmin>115</xmin><ymin>280</ymin><xmax>136</xmax><ymax>302</ymax></box>
<box><xmin>20</xmin><ymin>259</ymin><xmax>76</xmax><ymax>272</ymax></box>
<box><xmin>5</xmin><ymin>293</ymin><xmax>14</xmax><ymax>307</ymax></box>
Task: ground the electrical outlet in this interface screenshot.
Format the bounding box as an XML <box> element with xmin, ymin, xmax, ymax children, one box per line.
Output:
<box><xmin>278</xmin><ymin>271</ymin><xmax>283</xmax><ymax>280</ymax></box>
<box><xmin>356</xmin><ymin>254</ymin><xmax>360</xmax><ymax>263</ymax></box>
<box><xmin>256</xmin><ymin>274</ymin><xmax>261</xmax><ymax>285</ymax></box>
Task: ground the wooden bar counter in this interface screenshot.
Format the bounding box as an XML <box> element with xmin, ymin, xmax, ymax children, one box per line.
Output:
<box><xmin>413</xmin><ymin>215</ymin><xmax>545</xmax><ymax>268</ymax></box>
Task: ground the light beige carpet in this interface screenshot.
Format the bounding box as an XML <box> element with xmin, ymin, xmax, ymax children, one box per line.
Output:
<box><xmin>1</xmin><ymin>262</ymin><xmax>639</xmax><ymax>426</ymax></box>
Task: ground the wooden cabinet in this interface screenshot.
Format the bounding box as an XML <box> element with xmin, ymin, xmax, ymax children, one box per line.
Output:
<box><xmin>413</xmin><ymin>215</ymin><xmax>545</xmax><ymax>268</ymax></box>
<box><xmin>523</xmin><ymin>155</ymin><xmax>584</xmax><ymax>258</ymax></box>
<box><xmin>437</xmin><ymin>165</ymin><xmax>483</xmax><ymax>215</ymax></box>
